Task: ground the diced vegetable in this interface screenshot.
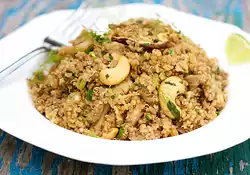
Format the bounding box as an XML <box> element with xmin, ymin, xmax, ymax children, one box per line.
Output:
<box><xmin>78</xmin><ymin>80</ymin><xmax>86</xmax><ymax>90</ymax></box>
<box><xmin>84</xmin><ymin>130</ymin><xmax>99</xmax><ymax>138</ymax></box>
<box><xmin>136</xmin><ymin>19</ymin><xmax>143</xmax><ymax>24</ymax></box>
<box><xmin>216</xmin><ymin>111</ymin><xmax>220</xmax><ymax>116</ymax></box>
<box><xmin>170</xmin><ymin>128</ymin><xmax>179</xmax><ymax>136</ymax></box>
<box><xmin>109</xmin><ymin>54</ymin><xmax>113</xmax><ymax>60</ymax></box>
<box><xmin>145</xmin><ymin>114</ymin><xmax>152</xmax><ymax>121</ymax></box>
<box><xmin>89</xmin><ymin>51</ymin><xmax>96</xmax><ymax>58</ymax></box>
<box><xmin>117</xmin><ymin>127</ymin><xmax>125</xmax><ymax>138</ymax></box>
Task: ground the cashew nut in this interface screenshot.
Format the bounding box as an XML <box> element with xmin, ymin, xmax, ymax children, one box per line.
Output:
<box><xmin>100</xmin><ymin>55</ymin><xmax>130</xmax><ymax>86</ymax></box>
<box><xmin>159</xmin><ymin>76</ymin><xmax>185</xmax><ymax>120</ymax></box>
<box><xmin>102</xmin><ymin>128</ymin><xmax>119</xmax><ymax>139</ymax></box>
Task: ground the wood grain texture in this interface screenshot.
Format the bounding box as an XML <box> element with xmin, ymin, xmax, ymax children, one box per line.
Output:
<box><xmin>0</xmin><ymin>0</ymin><xmax>250</xmax><ymax>174</ymax></box>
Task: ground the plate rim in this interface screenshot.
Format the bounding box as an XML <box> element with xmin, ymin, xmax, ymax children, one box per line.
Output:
<box><xmin>0</xmin><ymin>4</ymin><xmax>249</xmax><ymax>165</ymax></box>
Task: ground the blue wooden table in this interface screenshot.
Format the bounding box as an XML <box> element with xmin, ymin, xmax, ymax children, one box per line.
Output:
<box><xmin>0</xmin><ymin>0</ymin><xmax>250</xmax><ymax>174</ymax></box>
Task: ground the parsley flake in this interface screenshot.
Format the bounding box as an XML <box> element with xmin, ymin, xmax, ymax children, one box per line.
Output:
<box><xmin>86</xmin><ymin>89</ymin><xmax>94</xmax><ymax>101</ymax></box>
<box><xmin>90</xmin><ymin>31</ymin><xmax>111</xmax><ymax>43</ymax></box>
<box><xmin>85</xmin><ymin>45</ymin><xmax>94</xmax><ymax>54</ymax></box>
<box><xmin>145</xmin><ymin>114</ymin><xmax>152</xmax><ymax>121</ymax></box>
<box><xmin>117</xmin><ymin>127</ymin><xmax>125</xmax><ymax>138</ymax></box>
<box><xmin>168</xmin><ymin>49</ymin><xmax>174</xmax><ymax>56</ymax></box>
<box><xmin>216</xmin><ymin>67</ymin><xmax>220</xmax><ymax>73</ymax></box>
<box><xmin>134</xmin><ymin>83</ymin><xmax>145</xmax><ymax>88</ymax></box>
<box><xmin>108</xmin><ymin>54</ymin><xmax>113</xmax><ymax>60</ymax></box>
<box><xmin>33</xmin><ymin>69</ymin><xmax>44</xmax><ymax>81</ymax></box>
<box><xmin>216</xmin><ymin>111</ymin><xmax>220</xmax><ymax>116</ymax></box>
<box><xmin>136</xmin><ymin>19</ymin><xmax>143</xmax><ymax>24</ymax></box>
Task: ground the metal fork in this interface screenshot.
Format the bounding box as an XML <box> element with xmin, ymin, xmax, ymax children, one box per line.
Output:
<box><xmin>0</xmin><ymin>2</ymin><xmax>98</xmax><ymax>83</ymax></box>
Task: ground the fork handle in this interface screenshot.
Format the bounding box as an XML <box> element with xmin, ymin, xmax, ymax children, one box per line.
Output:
<box><xmin>0</xmin><ymin>47</ymin><xmax>49</xmax><ymax>83</ymax></box>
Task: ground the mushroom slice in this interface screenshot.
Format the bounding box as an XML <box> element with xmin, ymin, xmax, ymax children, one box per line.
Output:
<box><xmin>111</xmin><ymin>37</ymin><xmax>174</xmax><ymax>49</ymax></box>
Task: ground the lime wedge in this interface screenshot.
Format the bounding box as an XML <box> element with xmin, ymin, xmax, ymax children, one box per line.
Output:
<box><xmin>225</xmin><ymin>33</ymin><xmax>250</xmax><ymax>64</ymax></box>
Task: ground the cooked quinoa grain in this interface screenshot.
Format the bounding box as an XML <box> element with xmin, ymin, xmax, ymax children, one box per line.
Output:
<box><xmin>28</xmin><ymin>18</ymin><xmax>228</xmax><ymax>140</ymax></box>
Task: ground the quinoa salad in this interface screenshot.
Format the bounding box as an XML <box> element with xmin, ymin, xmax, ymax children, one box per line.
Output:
<box><xmin>28</xmin><ymin>18</ymin><xmax>228</xmax><ymax>140</ymax></box>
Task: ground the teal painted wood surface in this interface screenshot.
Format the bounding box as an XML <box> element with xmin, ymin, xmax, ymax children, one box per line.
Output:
<box><xmin>0</xmin><ymin>0</ymin><xmax>250</xmax><ymax>174</ymax></box>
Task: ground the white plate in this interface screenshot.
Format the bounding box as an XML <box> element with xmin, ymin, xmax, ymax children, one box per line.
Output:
<box><xmin>0</xmin><ymin>4</ymin><xmax>249</xmax><ymax>165</ymax></box>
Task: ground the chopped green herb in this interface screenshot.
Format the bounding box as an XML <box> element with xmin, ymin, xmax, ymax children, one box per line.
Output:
<box><xmin>165</xmin><ymin>81</ymin><xmax>176</xmax><ymax>86</ymax></box>
<box><xmin>154</xmin><ymin>19</ymin><xmax>163</xmax><ymax>24</ymax></box>
<box><xmin>89</xmin><ymin>51</ymin><xmax>96</xmax><ymax>58</ymax></box>
<box><xmin>168</xmin><ymin>49</ymin><xmax>174</xmax><ymax>56</ymax></box>
<box><xmin>216</xmin><ymin>66</ymin><xmax>220</xmax><ymax>73</ymax></box>
<box><xmin>108</xmin><ymin>54</ymin><xmax>113</xmax><ymax>60</ymax></box>
<box><xmin>216</xmin><ymin>111</ymin><xmax>220</xmax><ymax>116</ymax></box>
<box><xmin>105</xmin><ymin>74</ymin><xmax>110</xmax><ymax>79</ymax></box>
<box><xmin>90</xmin><ymin>31</ymin><xmax>111</xmax><ymax>43</ymax></box>
<box><xmin>117</xmin><ymin>127</ymin><xmax>125</xmax><ymax>138</ymax></box>
<box><xmin>183</xmin><ymin>35</ymin><xmax>188</xmax><ymax>39</ymax></box>
<box><xmin>41</xmin><ymin>50</ymin><xmax>62</xmax><ymax>67</ymax></box>
<box><xmin>167</xmin><ymin>101</ymin><xmax>180</xmax><ymax>120</ymax></box>
<box><xmin>136</xmin><ymin>19</ymin><xmax>143</xmax><ymax>24</ymax></box>
<box><xmin>195</xmin><ymin>108</ymin><xmax>200</xmax><ymax>114</ymax></box>
<box><xmin>111</xmin><ymin>95</ymin><xmax>116</xmax><ymax>99</ymax></box>
<box><xmin>145</xmin><ymin>114</ymin><xmax>152</xmax><ymax>121</ymax></box>
<box><xmin>85</xmin><ymin>89</ymin><xmax>94</xmax><ymax>101</ymax></box>
<box><xmin>143</xmin><ymin>42</ymin><xmax>149</xmax><ymax>46</ymax></box>
<box><xmin>33</xmin><ymin>69</ymin><xmax>44</xmax><ymax>81</ymax></box>
<box><xmin>85</xmin><ymin>45</ymin><xmax>94</xmax><ymax>54</ymax></box>
<box><xmin>78</xmin><ymin>80</ymin><xmax>86</xmax><ymax>90</ymax></box>
<box><xmin>134</xmin><ymin>83</ymin><xmax>145</xmax><ymax>88</ymax></box>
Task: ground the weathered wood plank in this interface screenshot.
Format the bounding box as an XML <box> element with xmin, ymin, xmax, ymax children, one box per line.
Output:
<box><xmin>0</xmin><ymin>135</ymin><xmax>17</xmax><ymax>175</ymax></box>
